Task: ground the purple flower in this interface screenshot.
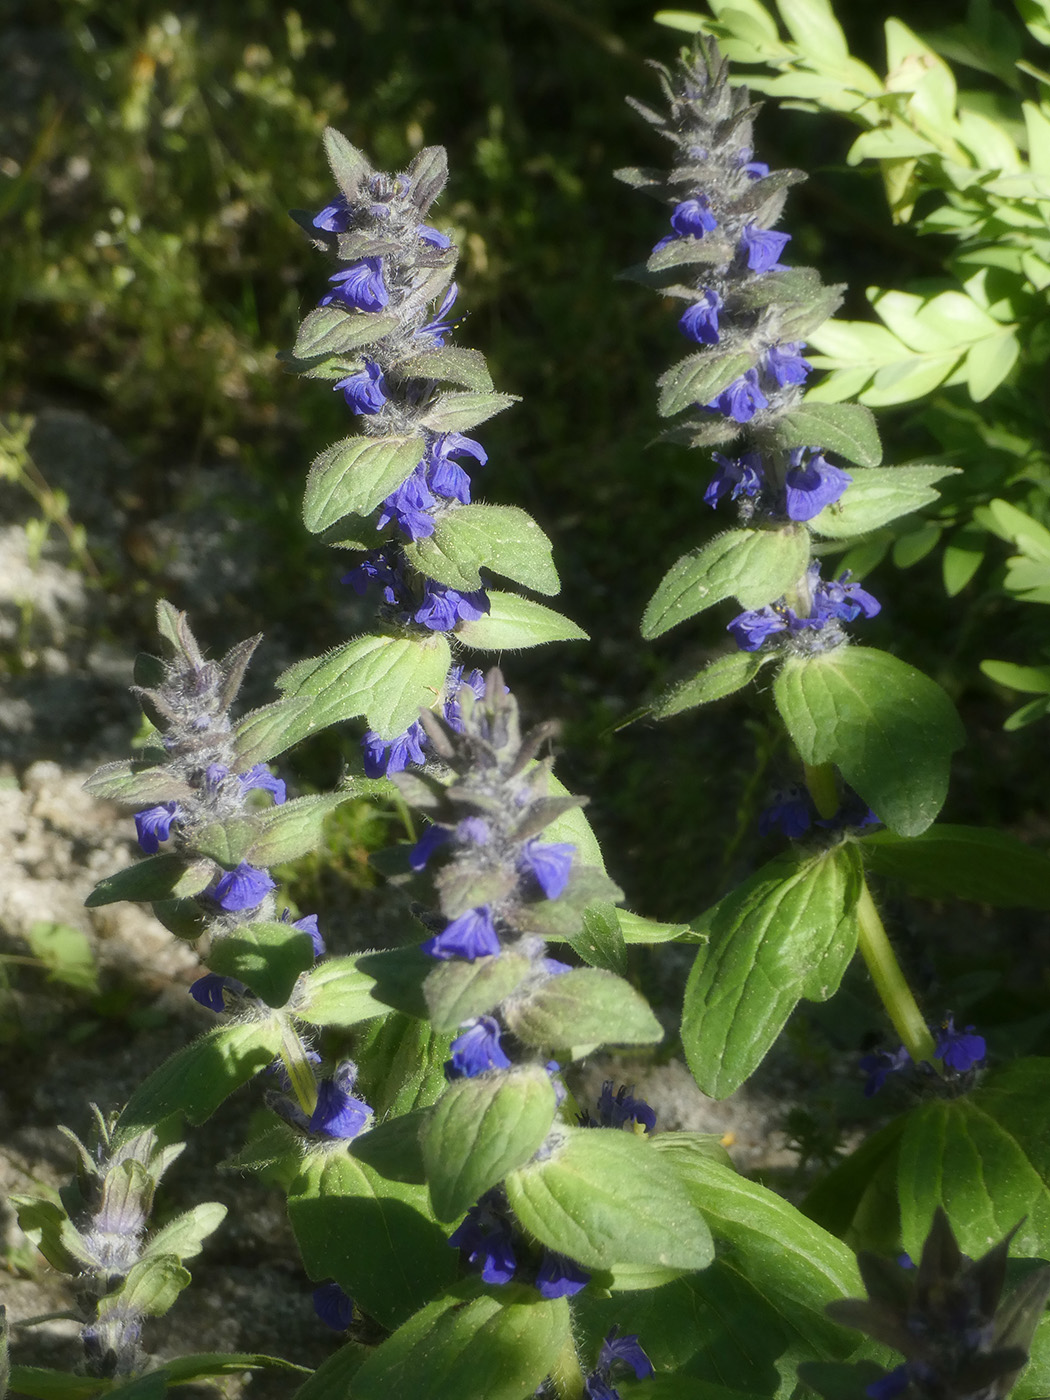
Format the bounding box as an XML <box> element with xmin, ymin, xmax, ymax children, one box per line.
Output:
<box><xmin>598</xmin><ymin>1328</ymin><xmax>654</xmax><ymax>1381</ymax></box>
<box><xmin>377</xmin><ymin>466</ymin><xmax>437</xmax><ymax>539</ymax></box>
<box><xmin>784</xmin><ymin>450</ymin><xmax>852</xmax><ymax>522</ymax></box>
<box><xmin>415</xmin><ymin>283</ymin><xmax>459</xmax><ymax>347</ymax></box>
<box><xmin>419</xmin><ymin>224</ymin><xmax>452</xmax><ymax>249</ymax></box>
<box><xmin>670</xmin><ymin>196</ymin><xmax>718</xmax><ymax>238</ymax></box>
<box><xmin>312</xmin><ymin>1281</ymin><xmax>353</xmax><ymax>1332</ymax></box>
<box><xmin>447</xmin><ymin>1016</ymin><xmax>512</xmax><ymax>1078</ymax></box>
<box><xmin>342</xmin><ymin>552</ymin><xmax>401</xmax><ymax>606</ymax></box>
<box><xmin>238</xmin><ymin>764</ymin><xmax>287</xmax><ymax>805</ymax></box>
<box><xmin>704</xmin><ymin>451</ymin><xmax>764</xmax><ymax>509</ymax></box>
<box><xmin>583</xmin><ymin>1378</ymin><xmax>618</xmax><ymax>1400</ymax></box>
<box><xmin>188</xmin><ymin>973</ymin><xmax>245</xmax><ymax>1012</ymax></box>
<box><xmin>518</xmin><ymin>840</ymin><xmax>575</xmax><ymax>899</ymax></box>
<box><xmin>320</xmin><ymin>258</ymin><xmax>389</xmax><ymax>312</ymax></box>
<box><xmin>736</xmin><ymin>148</ymin><xmax>771</xmax><ymax>181</ymax></box>
<box><xmin>866</xmin><ymin>1365</ymin><xmax>911</xmax><ymax>1400</ymax></box>
<box><xmin>763</xmin><ymin>342</ymin><xmax>811</xmax><ymax>388</ymax></box>
<box><xmin>361</xmin><ymin>721</ymin><xmax>427</xmax><ymax>778</ymax></box>
<box><xmin>679</xmin><ymin>289</ymin><xmax>724</xmax><ymax>345</ymax></box>
<box><xmin>210</xmin><ymin>863</ymin><xmax>276</xmax><ymax>913</ymax></box>
<box><xmin>422</xmin><ymin>905</ymin><xmax>501</xmax><ymax>961</ymax></box>
<box><xmin>707</xmin><ymin>369</ymin><xmax>769</xmax><ymax>423</ymax></box>
<box><xmin>740</xmin><ymin>224</ymin><xmax>791</xmax><ymax>273</ymax></box>
<box><xmin>541</xmin><ymin>957</ymin><xmax>573</xmax><ymax>977</ymax></box>
<box><xmin>334</xmin><ymin>360</ymin><xmax>389</xmax><ymax>414</ymax></box>
<box><xmin>134</xmin><ymin>802</ymin><xmax>180</xmax><ymax>854</ymax></box>
<box><xmin>413</xmin><ymin>580</ymin><xmax>489</xmax><ymax>631</ymax></box>
<box><xmin>859</xmin><ymin>1045</ymin><xmax>911</xmax><ymax>1098</ymax></box>
<box><xmin>728</xmin><ymin>605</ymin><xmax>787</xmax><ymax>651</ymax></box>
<box><xmin>281</xmin><ymin>910</ymin><xmax>325</xmax><ymax>958</ymax></box>
<box><xmin>535</xmin><ymin>1251</ymin><xmax>590</xmax><ymax>1299</ymax></box>
<box><xmin>935</xmin><ymin>1016</ymin><xmax>986</xmax><ymax>1073</ymax></box>
<box><xmin>443</xmin><ymin>666</ymin><xmax>487</xmax><ymax>730</ymax></box>
<box><xmin>426</xmin><ymin>432</ymin><xmax>487</xmax><ymax>503</ymax></box>
<box><xmin>409</xmin><ymin>823</ymin><xmax>451</xmax><ymax>870</ymax></box>
<box><xmin>449</xmin><ymin>1198</ymin><xmax>517</xmax><ymax>1284</ymax></box>
<box><xmin>588</xmin><ymin>1081</ymin><xmax>657</xmax><ymax>1134</ymax></box>
<box><xmin>312</xmin><ymin>197</ymin><xmax>351</xmax><ymax>232</ymax></box>
<box><xmin>814</xmin><ymin>571</ymin><xmax>880</xmax><ymax>624</ymax></box>
<box><xmin>309</xmin><ymin>1062</ymin><xmax>372</xmax><ymax>1140</ymax></box>
<box><xmin>759</xmin><ymin>785</ymin><xmax>812</xmax><ymax>839</ymax></box>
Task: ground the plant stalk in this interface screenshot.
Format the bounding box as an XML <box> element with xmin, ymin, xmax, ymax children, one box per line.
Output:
<box><xmin>855</xmin><ymin>879</ymin><xmax>936</xmax><ymax>1064</ymax></box>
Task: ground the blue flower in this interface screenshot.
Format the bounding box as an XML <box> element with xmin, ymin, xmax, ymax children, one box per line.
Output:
<box><xmin>419</xmin><ymin>224</ymin><xmax>452</xmax><ymax>249</ymax></box>
<box><xmin>598</xmin><ymin>1328</ymin><xmax>654</xmax><ymax>1381</ymax></box>
<box><xmin>443</xmin><ymin>666</ymin><xmax>487</xmax><ymax>729</ymax></box>
<box><xmin>535</xmin><ymin>1250</ymin><xmax>590</xmax><ymax>1299</ymax></box>
<box><xmin>238</xmin><ymin>763</ymin><xmax>287</xmax><ymax>805</ymax></box>
<box><xmin>422</xmin><ymin>905</ymin><xmax>501</xmax><ymax>960</ymax></box>
<box><xmin>813</xmin><ymin>571</ymin><xmax>880</xmax><ymax>624</ymax></box>
<box><xmin>704</xmin><ymin>451</ymin><xmax>764</xmax><ymax>509</ymax></box>
<box><xmin>377</xmin><ymin>466</ymin><xmax>437</xmax><ymax>539</ymax></box>
<box><xmin>280</xmin><ymin>909</ymin><xmax>325</xmax><ymax>957</ymax></box>
<box><xmin>447</xmin><ymin>1016</ymin><xmax>512</xmax><ymax>1078</ymax></box>
<box><xmin>188</xmin><ymin>973</ymin><xmax>246</xmax><ymax>1012</ymax></box>
<box><xmin>210</xmin><ymin>863</ymin><xmax>276</xmax><ymax>912</ymax></box>
<box><xmin>309</xmin><ymin>1062</ymin><xmax>372</xmax><ymax>1140</ymax></box>
<box><xmin>935</xmin><ymin>1016</ymin><xmax>986</xmax><ymax>1073</ymax></box>
<box><xmin>739</xmin><ymin>224</ymin><xmax>791</xmax><ymax>273</ymax></box>
<box><xmin>866</xmin><ymin>1365</ymin><xmax>911</xmax><ymax>1400</ymax></box>
<box><xmin>518</xmin><ymin>840</ymin><xmax>575</xmax><ymax>899</ymax></box>
<box><xmin>728</xmin><ymin>605</ymin><xmax>787</xmax><ymax>651</ymax></box>
<box><xmin>661</xmin><ymin>196</ymin><xmax>718</xmax><ymax>246</ymax></box>
<box><xmin>320</xmin><ymin>258</ymin><xmax>389</xmax><ymax>312</ymax></box>
<box><xmin>706</xmin><ymin>369</ymin><xmax>769</xmax><ymax>422</ymax></box>
<box><xmin>134</xmin><ymin>802</ymin><xmax>181</xmax><ymax>854</ymax></box>
<box><xmin>784</xmin><ymin>450</ymin><xmax>852</xmax><ymax>522</ymax></box>
<box><xmin>413</xmin><ymin>579</ymin><xmax>489</xmax><ymax>631</ymax></box>
<box><xmin>759</xmin><ymin>785</ymin><xmax>813</xmax><ymax>839</ymax></box>
<box><xmin>342</xmin><ymin>552</ymin><xmax>402</xmax><ymax>605</ymax></box>
<box><xmin>334</xmin><ymin>360</ymin><xmax>389</xmax><ymax>414</ymax></box>
<box><xmin>312</xmin><ymin>1281</ymin><xmax>353</xmax><ymax>1332</ymax></box>
<box><xmin>409</xmin><ymin>823</ymin><xmax>451</xmax><ymax>870</ymax></box>
<box><xmin>859</xmin><ymin>1045</ymin><xmax>911</xmax><ymax>1098</ymax></box>
<box><xmin>763</xmin><ymin>341</ymin><xmax>811</xmax><ymax>387</ymax></box>
<box><xmin>426</xmin><ymin>431</ymin><xmax>487</xmax><ymax>503</ymax></box>
<box><xmin>679</xmin><ymin>289</ymin><xmax>724</xmax><ymax>345</ymax></box>
<box><xmin>415</xmin><ymin>283</ymin><xmax>459</xmax><ymax>346</ymax></box>
<box><xmin>361</xmin><ymin>721</ymin><xmax>427</xmax><ymax>778</ymax></box>
<box><xmin>736</xmin><ymin>147</ymin><xmax>771</xmax><ymax>180</ymax></box>
<box><xmin>312</xmin><ymin>197</ymin><xmax>351</xmax><ymax>232</ymax></box>
<box><xmin>589</xmin><ymin>1081</ymin><xmax>657</xmax><ymax>1134</ymax></box>
<box><xmin>449</xmin><ymin>1198</ymin><xmax>517</xmax><ymax>1284</ymax></box>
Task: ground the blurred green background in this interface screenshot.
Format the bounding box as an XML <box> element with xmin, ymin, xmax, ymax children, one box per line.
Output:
<box><xmin>3</xmin><ymin>0</ymin><xmax>1048</xmax><ymax>931</ymax></box>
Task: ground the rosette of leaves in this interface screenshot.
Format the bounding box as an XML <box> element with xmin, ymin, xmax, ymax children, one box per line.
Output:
<box><xmin>620</xmin><ymin>40</ymin><xmax>964</xmax><ymax>840</ymax></box>
<box><xmin>278</xmin><ymin>129</ymin><xmax>586</xmax><ymax>771</ymax></box>
<box><xmin>84</xmin><ymin>600</ymin><xmax>344</xmax><ymax>1005</ymax></box>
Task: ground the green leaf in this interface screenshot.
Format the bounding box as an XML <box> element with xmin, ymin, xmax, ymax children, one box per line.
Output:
<box><xmin>456</xmin><ymin>592</ymin><xmax>588</xmax><ymax>649</ymax></box>
<box><xmin>349</xmin><ymin>1284</ymin><xmax>570</xmax><ymax>1400</ymax></box>
<box><xmin>207</xmin><ymin>921</ymin><xmax>316</xmax><ymax>1007</ymax></box>
<box><xmin>231</xmin><ymin>697</ymin><xmax>316</xmax><ymax>769</ymax></box>
<box><xmin>323</xmin><ymin>126</ymin><xmax>371</xmax><ymax>199</ymax></box>
<box><xmin>5</xmin><ymin>1370</ymin><xmax>108</xmax><ymax>1400</ymax></box>
<box><xmin>503</xmin><ymin>969</ymin><xmax>663</xmax><ymax>1050</ymax></box>
<box><xmin>288</xmin><ymin>1148</ymin><xmax>457</xmax><ymax>1329</ymax></box>
<box><xmin>809</xmin><ymin>466</ymin><xmax>960</xmax><ymax>540</ymax></box>
<box><xmin>771</xmin><ymin>401</ymin><xmax>883</xmax><ymax>467</ymax></box>
<box><xmin>683</xmin><ymin>846</ymin><xmax>862</xmax><ymax>1099</ymax></box>
<box><xmin>618</xmin><ymin>909</ymin><xmax>691</xmax><ymax>944</ymax></box>
<box><xmin>303</xmin><ymin>435</ymin><xmax>425</xmax><ymax>532</ymax></box>
<box><xmin>577</xmin><ymin>903</ymin><xmax>628</xmax><ymax>975</ymax></box>
<box><xmin>656</xmin><ymin>350</ymin><xmax>755</xmax><ymax>418</ymax></box>
<box><xmin>196</xmin><ymin>794</ymin><xmax>352</xmax><ymax>868</ymax></box>
<box><xmin>504</xmin><ymin>1127</ymin><xmax>714</xmax><ymax>1271</ymax></box>
<box><xmin>25</xmin><ymin>921</ymin><xmax>99</xmax><ymax>995</ymax></box>
<box><xmin>646</xmin><ymin>232</ymin><xmax>737</xmax><ymax>274</ymax></box>
<box><xmin>641</xmin><ymin>528</ymin><xmax>810</xmax><ymax>639</ymax></box>
<box><xmin>116</xmin><ymin>1020</ymin><xmax>283</xmax><ymax>1137</ymax></box>
<box><xmin>85</xmin><ymin>854</ymin><xmax>215</xmax><ymax>908</ymax></box>
<box><xmin>980</xmin><ymin>660</ymin><xmax>1050</xmax><ymax>695</ymax></box>
<box><xmin>396</xmin><ymin>347</ymin><xmax>494</xmax><ymax>391</ymax></box>
<box><xmin>423</xmin><ymin>953</ymin><xmax>531</xmax><ymax>1032</ymax></box>
<box><xmin>355</xmin><ymin>945</ymin><xmax>434</xmax><ymax>1020</ymax></box>
<box><xmin>293</xmin><ymin>956</ymin><xmax>387</xmax><ymax>1028</ymax></box>
<box><xmin>774</xmin><ymin>649</ymin><xmax>965</xmax><ymax>836</ymax></box>
<box><xmin>99</xmin><ymin>1256</ymin><xmax>191</xmax><ymax>1319</ymax></box>
<box><xmin>892</xmin><ymin>522</ymin><xmax>942</xmax><ymax>569</ymax></box>
<box><xmin>860</xmin><ymin>825</ymin><xmax>1050</xmax><ymax>909</ymax></box>
<box><xmin>651</xmin><ymin>651</ymin><xmax>772</xmax><ymax>717</ymax></box>
<box><xmin>293</xmin><ymin>306</ymin><xmax>399</xmax><ymax>359</ymax></box>
<box><xmin>142</xmin><ymin>1202</ymin><xmax>227</xmax><ymax>1264</ymax></box>
<box><xmin>356</xmin><ymin>1012</ymin><xmax>453</xmax><ymax>1119</ymax></box>
<box><xmin>351</xmin><ymin>1109</ymin><xmax>429</xmax><ymax>1184</ymax></box>
<box><xmin>898</xmin><ymin>1059</ymin><xmax>1050</xmax><ymax>1261</ymax></box>
<box><xmin>418</xmin><ymin>391</ymin><xmax>519</xmax><ymax>433</ymax></box>
<box><xmin>422</xmin><ymin>1067</ymin><xmax>557</xmax><ymax>1221</ymax></box>
<box><xmin>942</xmin><ymin>525</ymin><xmax>985</xmax><ymax>597</ymax></box>
<box><xmin>289</xmin><ymin>1343</ymin><xmax>367</xmax><ymax>1400</ymax></box>
<box><xmin>404</xmin><ymin>504</ymin><xmax>559</xmax><ymax>595</ymax></box>
<box><xmin>84</xmin><ymin>760</ymin><xmax>190</xmax><ymax>805</ymax></box>
<box><xmin>163</xmin><ymin>1354</ymin><xmax>311</xmax><ymax>1383</ymax></box>
<box><xmin>277</xmin><ymin>633</ymin><xmax>451</xmax><ymax>742</ymax></box>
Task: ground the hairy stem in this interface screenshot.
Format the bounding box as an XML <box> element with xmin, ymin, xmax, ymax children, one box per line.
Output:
<box><xmin>856</xmin><ymin>879</ymin><xmax>936</xmax><ymax>1065</ymax></box>
<box><xmin>277</xmin><ymin>1016</ymin><xmax>318</xmax><ymax>1118</ymax></box>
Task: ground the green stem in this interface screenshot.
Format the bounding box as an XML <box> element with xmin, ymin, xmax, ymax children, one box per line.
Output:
<box><xmin>855</xmin><ymin>879</ymin><xmax>936</xmax><ymax>1065</ymax></box>
<box><xmin>277</xmin><ymin>1015</ymin><xmax>318</xmax><ymax>1118</ymax></box>
<box><xmin>803</xmin><ymin>762</ymin><xmax>839</xmax><ymax>820</ymax></box>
